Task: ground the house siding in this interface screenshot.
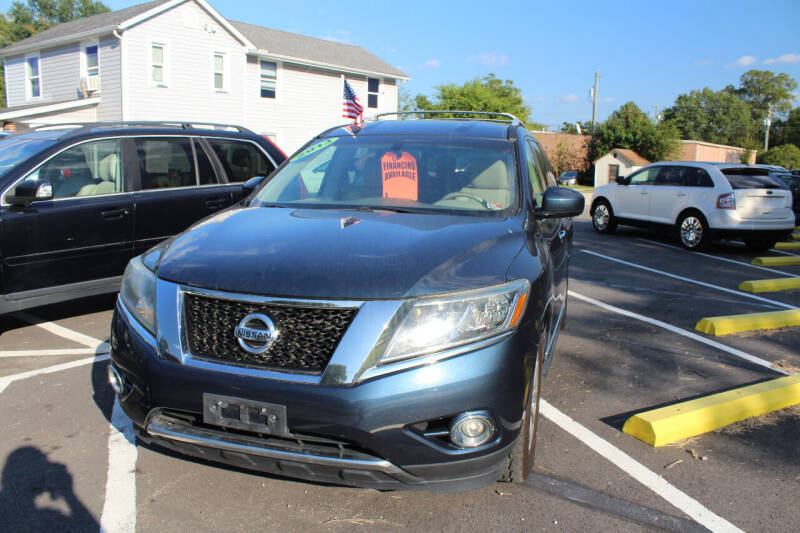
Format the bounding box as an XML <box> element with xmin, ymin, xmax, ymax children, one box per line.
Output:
<box><xmin>244</xmin><ymin>60</ymin><xmax>399</xmax><ymax>154</ymax></box>
<box><xmin>5</xmin><ymin>55</ymin><xmax>28</xmax><ymax>106</ymax></box>
<box><xmin>40</xmin><ymin>43</ymin><xmax>81</xmax><ymax>102</ymax></box>
<box><xmin>98</xmin><ymin>35</ymin><xmax>122</xmax><ymax>121</ymax></box>
<box><xmin>123</xmin><ymin>1</ymin><xmax>246</xmax><ymax>125</ymax></box>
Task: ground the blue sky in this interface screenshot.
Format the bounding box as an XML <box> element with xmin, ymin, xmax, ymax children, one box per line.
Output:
<box><xmin>3</xmin><ymin>0</ymin><xmax>800</xmax><ymax>129</ymax></box>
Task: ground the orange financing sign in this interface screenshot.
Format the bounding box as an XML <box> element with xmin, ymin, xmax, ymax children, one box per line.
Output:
<box><xmin>381</xmin><ymin>152</ymin><xmax>418</xmax><ymax>201</ymax></box>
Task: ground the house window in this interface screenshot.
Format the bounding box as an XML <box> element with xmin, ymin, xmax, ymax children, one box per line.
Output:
<box><xmin>214</xmin><ymin>53</ymin><xmax>224</xmax><ymax>90</ymax></box>
<box><xmin>367</xmin><ymin>77</ymin><xmax>379</xmax><ymax>108</ymax></box>
<box><xmin>260</xmin><ymin>60</ymin><xmax>276</xmax><ymax>98</ymax></box>
<box><xmin>83</xmin><ymin>43</ymin><xmax>100</xmax><ymax>92</ymax></box>
<box><xmin>27</xmin><ymin>56</ymin><xmax>41</xmax><ymax>98</ymax></box>
<box><xmin>152</xmin><ymin>44</ymin><xmax>165</xmax><ymax>84</ymax></box>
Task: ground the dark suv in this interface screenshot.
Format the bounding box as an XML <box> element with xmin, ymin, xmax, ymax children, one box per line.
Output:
<box><xmin>109</xmin><ymin>113</ymin><xmax>584</xmax><ymax>492</ymax></box>
<box><xmin>0</xmin><ymin>122</ymin><xmax>284</xmax><ymax>314</ymax></box>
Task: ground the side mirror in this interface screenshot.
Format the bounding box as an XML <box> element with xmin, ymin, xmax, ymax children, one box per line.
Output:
<box><xmin>8</xmin><ymin>180</ymin><xmax>53</xmax><ymax>207</ymax></box>
<box><xmin>535</xmin><ymin>186</ymin><xmax>585</xmax><ymax>219</ymax></box>
<box><xmin>242</xmin><ymin>176</ymin><xmax>266</xmax><ymax>196</ymax></box>
<box><xmin>617</xmin><ymin>176</ymin><xmax>629</xmax><ymax>185</ymax></box>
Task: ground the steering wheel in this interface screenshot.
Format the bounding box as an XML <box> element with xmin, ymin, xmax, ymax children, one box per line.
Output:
<box><xmin>440</xmin><ymin>192</ymin><xmax>487</xmax><ymax>207</ymax></box>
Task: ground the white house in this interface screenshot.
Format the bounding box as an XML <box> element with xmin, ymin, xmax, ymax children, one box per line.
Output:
<box><xmin>0</xmin><ymin>0</ymin><xmax>408</xmax><ymax>153</ymax></box>
<box><xmin>593</xmin><ymin>148</ymin><xmax>650</xmax><ymax>187</ymax></box>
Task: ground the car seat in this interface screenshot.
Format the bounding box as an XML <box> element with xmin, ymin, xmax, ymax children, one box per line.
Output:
<box><xmin>77</xmin><ymin>153</ymin><xmax>120</xmax><ymax>196</ymax></box>
<box><xmin>459</xmin><ymin>159</ymin><xmax>512</xmax><ymax>208</ymax></box>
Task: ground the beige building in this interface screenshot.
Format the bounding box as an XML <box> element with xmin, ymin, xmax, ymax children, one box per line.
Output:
<box><xmin>593</xmin><ymin>148</ymin><xmax>650</xmax><ymax>187</ymax></box>
<box><xmin>679</xmin><ymin>140</ymin><xmax>755</xmax><ymax>164</ymax></box>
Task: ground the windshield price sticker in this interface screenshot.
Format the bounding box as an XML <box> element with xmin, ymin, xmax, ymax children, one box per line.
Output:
<box><xmin>381</xmin><ymin>152</ymin><xmax>419</xmax><ymax>201</ymax></box>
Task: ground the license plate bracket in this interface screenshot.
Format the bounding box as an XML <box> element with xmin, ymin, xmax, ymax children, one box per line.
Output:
<box><xmin>202</xmin><ymin>393</ymin><xmax>288</xmax><ymax>436</ymax></box>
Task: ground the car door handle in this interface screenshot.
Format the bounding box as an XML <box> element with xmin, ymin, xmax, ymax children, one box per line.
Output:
<box><xmin>641</xmin><ymin>190</ymin><xmax>649</xmax><ymax>195</ymax></box>
<box><xmin>205</xmin><ymin>199</ymin><xmax>227</xmax><ymax>210</ymax></box>
<box><xmin>101</xmin><ymin>207</ymin><xmax>129</xmax><ymax>220</ymax></box>
<box><xmin>676</xmin><ymin>192</ymin><xmax>687</xmax><ymax>197</ymax></box>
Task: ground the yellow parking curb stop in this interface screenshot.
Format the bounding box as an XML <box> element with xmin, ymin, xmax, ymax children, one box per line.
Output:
<box><xmin>752</xmin><ymin>256</ymin><xmax>800</xmax><ymax>267</ymax></box>
<box><xmin>623</xmin><ymin>375</ymin><xmax>800</xmax><ymax>447</ymax></box>
<box><xmin>792</xmin><ymin>234</ymin><xmax>800</xmax><ymax>241</ymax></box>
<box><xmin>695</xmin><ymin>309</ymin><xmax>800</xmax><ymax>336</ymax></box>
<box><xmin>739</xmin><ymin>277</ymin><xmax>800</xmax><ymax>293</ymax></box>
<box><xmin>774</xmin><ymin>242</ymin><xmax>800</xmax><ymax>250</ymax></box>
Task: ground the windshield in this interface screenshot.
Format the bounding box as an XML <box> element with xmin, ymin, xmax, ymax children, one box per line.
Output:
<box><xmin>0</xmin><ymin>135</ymin><xmax>58</xmax><ymax>180</ymax></box>
<box><xmin>722</xmin><ymin>169</ymin><xmax>788</xmax><ymax>190</ymax></box>
<box><xmin>250</xmin><ymin>135</ymin><xmax>518</xmax><ymax>214</ymax></box>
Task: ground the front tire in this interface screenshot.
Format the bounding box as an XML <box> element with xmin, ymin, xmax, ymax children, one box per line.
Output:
<box><xmin>592</xmin><ymin>200</ymin><xmax>617</xmax><ymax>234</ymax></box>
<box><xmin>677</xmin><ymin>212</ymin><xmax>709</xmax><ymax>251</ymax></box>
<box><xmin>501</xmin><ymin>331</ymin><xmax>544</xmax><ymax>483</ymax></box>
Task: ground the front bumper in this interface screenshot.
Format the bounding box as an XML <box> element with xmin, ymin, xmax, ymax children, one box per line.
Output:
<box><xmin>110</xmin><ymin>293</ymin><xmax>535</xmax><ymax>491</ymax></box>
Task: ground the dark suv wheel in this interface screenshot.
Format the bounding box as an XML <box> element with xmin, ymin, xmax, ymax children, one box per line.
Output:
<box><xmin>591</xmin><ymin>200</ymin><xmax>617</xmax><ymax>234</ymax></box>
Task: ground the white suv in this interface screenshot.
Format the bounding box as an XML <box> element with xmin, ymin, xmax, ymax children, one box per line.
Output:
<box><xmin>590</xmin><ymin>162</ymin><xmax>795</xmax><ymax>251</ymax></box>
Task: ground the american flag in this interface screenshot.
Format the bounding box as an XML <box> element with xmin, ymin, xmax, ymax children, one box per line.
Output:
<box><xmin>342</xmin><ymin>78</ymin><xmax>363</xmax><ymax>123</ymax></box>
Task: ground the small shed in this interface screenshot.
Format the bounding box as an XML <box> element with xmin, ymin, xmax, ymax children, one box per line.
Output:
<box><xmin>594</xmin><ymin>148</ymin><xmax>650</xmax><ymax>187</ymax></box>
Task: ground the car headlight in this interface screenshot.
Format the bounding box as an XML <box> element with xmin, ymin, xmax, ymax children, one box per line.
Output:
<box><xmin>120</xmin><ymin>253</ymin><xmax>158</xmax><ymax>334</ymax></box>
<box><xmin>379</xmin><ymin>280</ymin><xmax>530</xmax><ymax>364</ymax></box>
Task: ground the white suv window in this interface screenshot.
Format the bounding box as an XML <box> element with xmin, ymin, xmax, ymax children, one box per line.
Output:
<box><xmin>628</xmin><ymin>167</ymin><xmax>658</xmax><ymax>185</ymax></box>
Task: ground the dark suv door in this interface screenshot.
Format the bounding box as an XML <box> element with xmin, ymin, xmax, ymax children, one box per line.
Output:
<box><xmin>1</xmin><ymin>137</ymin><xmax>134</xmax><ymax>295</ymax></box>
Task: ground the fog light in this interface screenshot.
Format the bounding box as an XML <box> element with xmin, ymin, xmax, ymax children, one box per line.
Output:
<box><xmin>108</xmin><ymin>364</ymin><xmax>124</xmax><ymax>395</ymax></box>
<box><xmin>449</xmin><ymin>411</ymin><xmax>495</xmax><ymax>448</ymax></box>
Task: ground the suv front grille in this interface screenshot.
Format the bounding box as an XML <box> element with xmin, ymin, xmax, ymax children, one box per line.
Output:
<box><xmin>184</xmin><ymin>293</ymin><xmax>357</xmax><ymax>373</ymax></box>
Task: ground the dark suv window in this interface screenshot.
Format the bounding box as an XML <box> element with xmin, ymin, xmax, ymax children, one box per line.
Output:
<box><xmin>207</xmin><ymin>139</ymin><xmax>275</xmax><ymax>182</ymax></box>
<box><xmin>29</xmin><ymin>138</ymin><xmax>123</xmax><ymax>198</ymax></box>
<box><xmin>136</xmin><ymin>137</ymin><xmax>198</xmax><ymax>190</ymax></box>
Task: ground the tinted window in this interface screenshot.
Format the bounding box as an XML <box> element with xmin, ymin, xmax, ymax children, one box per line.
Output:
<box><xmin>136</xmin><ymin>137</ymin><xmax>196</xmax><ymax>190</ymax></box>
<box><xmin>684</xmin><ymin>167</ymin><xmax>713</xmax><ymax>187</ymax></box>
<box><xmin>0</xmin><ymin>135</ymin><xmax>57</xmax><ymax>179</ymax></box>
<box><xmin>252</xmin><ymin>135</ymin><xmax>518</xmax><ymax>214</ymax></box>
<box><xmin>195</xmin><ymin>141</ymin><xmax>218</xmax><ymax>185</ymax></box>
<box><xmin>525</xmin><ymin>139</ymin><xmax>546</xmax><ymax>206</ymax></box>
<box><xmin>628</xmin><ymin>167</ymin><xmax>658</xmax><ymax>185</ymax></box>
<box><xmin>207</xmin><ymin>139</ymin><xmax>275</xmax><ymax>182</ymax></box>
<box><xmin>20</xmin><ymin>138</ymin><xmax>123</xmax><ymax>198</ymax></box>
<box><xmin>722</xmin><ymin>169</ymin><xmax>788</xmax><ymax>190</ymax></box>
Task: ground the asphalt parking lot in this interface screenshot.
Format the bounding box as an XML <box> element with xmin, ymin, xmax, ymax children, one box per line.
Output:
<box><xmin>0</xmin><ymin>203</ymin><xmax>798</xmax><ymax>533</ymax></box>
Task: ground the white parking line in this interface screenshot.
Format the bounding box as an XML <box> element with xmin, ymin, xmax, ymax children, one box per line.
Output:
<box><xmin>0</xmin><ymin>346</ymin><xmax>109</xmax><ymax>358</ymax></box>
<box><xmin>0</xmin><ymin>353</ymin><xmax>111</xmax><ymax>395</ymax></box>
<box><xmin>774</xmin><ymin>249</ymin><xmax>800</xmax><ymax>257</ymax></box>
<box><xmin>569</xmin><ymin>290</ymin><xmax>786</xmax><ymax>375</ymax></box>
<box><xmin>581</xmin><ymin>250</ymin><xmax>797</xmax><ymax>310</ymax></box>
<box><xmin>15</xmin><ymin>312</ymin><xmax>106</xmax><ymax>348</ymax></box>
<box><xmin>100</xmin><ymin>398</ymin><xmax>137</xmax><ymax>533</ymax></box>
<box><xmin>635</xmin><ymin>238</ymin><xmax>800</xmax><ymax>278</ymax></box>
<box><xmin>540</xmin><ymin>400</ymin><xmax>744</xmax><ymax>533</ymax></box>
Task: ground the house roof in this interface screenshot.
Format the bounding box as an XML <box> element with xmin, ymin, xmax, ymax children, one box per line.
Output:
<box><xmin>230</xmin><ymin>21</ymin><xmax>407</xmax><ymax>79</ymax></box>
<box><xmin>0</xmin><ymin>0</ymin><xmax>407</xmax><ymax>79</ymax></box>
<box><xmin>596</xmin><ymin>148</ymin><xmax>650</xmax><ymax>166</ymax></box>
<box><xmin>0</xmin><ymin>0</ymin><xmax>169</xmax><ymax>56</ymax></box>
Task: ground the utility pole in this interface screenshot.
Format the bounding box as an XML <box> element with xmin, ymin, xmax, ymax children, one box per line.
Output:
<box><xmin>763</xmin><ymin>103</ymin><xmax>774</xmax><ymax>151</ymax></box>
<box><xmin>591</xmin><ymin>70</ymin><xmax>599</xmax><ymax>144</ymax></box>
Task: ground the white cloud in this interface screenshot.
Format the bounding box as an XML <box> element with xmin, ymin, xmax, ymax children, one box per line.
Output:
<box><xmin>725</xmin><ymin>55</ymin><xmax>757</xmax><ymax>69</ymax></box>
<box><xmin>468</xmin><ymin>53</ymin><xmax>509</xmax><ymax>67</ymax></box>
<box><xmin>763</xmin><ymin>53</ymin><xmax>800</xmax><ymax>65</ymax></box>
<box><xmin>422</xmin><ymin>59</ymin><xmax>441</xmax><ymax>69</ymax></box>
<box><xmin>557</xmin><ymin>94</ymin><xmax>579</xmax><ymax>103</ymax></box>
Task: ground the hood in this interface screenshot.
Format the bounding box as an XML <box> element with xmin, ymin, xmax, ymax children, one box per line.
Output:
<box><xmin>155</xmin><ymin>206</ymin><xmax>524</xmax><ymax>299</ymax></box>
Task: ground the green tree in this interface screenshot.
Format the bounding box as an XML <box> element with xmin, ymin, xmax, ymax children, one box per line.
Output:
<box><xmin>757</xmin><ymin>144</ymin><xmax>800</xmax><ymax>169</ymax></box>
<box><xmin>771</xmin><ymin>107</ymin><xmax>800</xmax><ymax>148</ymax></box>
<box><xmin>409</xmin><ymin>74</ymin><xmax>546</xmax><ymax>128</ymax></box>
<box><xmin>593</xmin><ymin>102</ymin><xmax>680</xmax><ymax>163</ymax></box>
<box><xmin>0</xmin><ymin>0</ymin><xmax>109</xmax><ymax>107</ymax></box>
<box><xmin>663</xmin><ymin>87</ymin><xmax>758</xmax><ymax>149</ymax></box>
<box><xmin>732</xmin><ymin>69</ymin><xmax>798</xmax><ymax>123</ymax></box>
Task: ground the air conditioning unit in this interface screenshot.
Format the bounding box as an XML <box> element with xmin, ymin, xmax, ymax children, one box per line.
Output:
<box><xmin>86</xmin><ymin>75</ymin><xmax>100</xmax><ymax>92</ymax></box>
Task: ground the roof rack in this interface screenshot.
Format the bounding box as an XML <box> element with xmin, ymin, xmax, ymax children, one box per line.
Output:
<box><xmin>375</xmin><ymin>110</ymin><xmax>525</xmax><ymax>127</ymax></box>
<box><xmin>20</xmin><ymin>121</ymin><xmax>255</xmax><ymax>137</ymax></box>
